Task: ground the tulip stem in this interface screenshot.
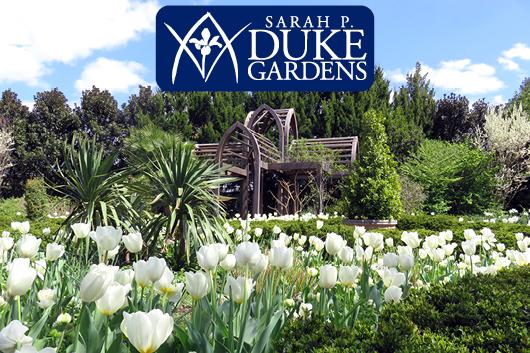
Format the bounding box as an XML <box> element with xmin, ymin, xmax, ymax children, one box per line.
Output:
<box><xmin>85</xmin><ymin>237</ymin><xmax>90</xmax><ymax>264</ymax></box>
<box><xmin>17</xmin><ymin>296</ymin><xmax>21</xmax><ymax>320</ymax></box>
<box><xmin>57</xmin><ymin>329</ymin><xmax>65</xmax><ymax>351</ymax></box>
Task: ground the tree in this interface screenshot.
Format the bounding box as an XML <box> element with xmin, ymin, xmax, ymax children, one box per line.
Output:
<box><xmin>477</xmin><ymin>105</ymin><xmax>530</xmax><ymax>206</ymax></box>
<box><xmin>0</xmin><ymin>90</ymin><xmax>30</xmax><ymax>196</ymax></box>
<box><xmin>76</xmin><ymin>86</ymin><xmax>132</xmax><ymax>151</ymax></box>
<box><xmin>509</xmin><ymin>77</ymin><xmax>530</xmax><ymax>114</ymax></box>
<box><xmin>432</xmin><ymin>93</ymin><xmax>470</xmax><ymax>141</ymax></box>
<box><xmin>401</xmin><ymin>140</ymin><xmax>499</xmax><ymax>214</ymax></box>
<box><xmin>393</xmin><ymin>62</ymin><xmax>436</xmax><ymax>135</ymax></box>
<box><xmin>0</xmin><ymin>128</ymin><xmax>13</xmax><ymax>189</ymax></box>
<box><xmin>343</xmin><ymin>109</ymin><xmax>402</xmax><ymax>219</ymax></box>
<box><xmin>385</xmin><ymin>106</ymin><xmax>424</xmax><ymax>162</ymax></box>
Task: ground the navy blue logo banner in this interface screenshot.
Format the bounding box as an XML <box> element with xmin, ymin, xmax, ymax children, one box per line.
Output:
<box><xmin>156</xmin><ymin>6</ymin><xmax>374</xmax><ymax>91</ymax></box>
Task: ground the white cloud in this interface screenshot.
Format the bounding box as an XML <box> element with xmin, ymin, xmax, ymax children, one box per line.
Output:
<box><xmin>420</xmin><ymin>59</ymin><xmax>504</xmax><ymax>95</ymax></box>
<box><xmin>502</xmin><ymin>43</ymin><xmax>530</xmax><ymax>60</ymax></box>
<box><xmin>75</xmin><ymin>57</ymin><xmax>147</xmax><ymax>93</ymax></box>
<box><xmin>492</xmin><ymin>95</ymin><xmax>505</xmax><ymax>105</ymax></box>
<box><xmin>386</xmin><ymin>69</ymin><xmax>407</xmax><ymax>85</ymax></box>
<box><xmin>497</xmin><ymin>57</ymin><xmax>520</xmax><ymax>71</ymax></box>
<box><xmin>0</xmin><ymin>0</ymin><xmax>158</xmax><ymax>86</ymax></box>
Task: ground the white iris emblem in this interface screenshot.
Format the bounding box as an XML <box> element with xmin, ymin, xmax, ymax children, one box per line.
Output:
<box><xmin>189</xmin><ymin>28</ymin><xmax>222</xmax><ymax>77</ymax></box>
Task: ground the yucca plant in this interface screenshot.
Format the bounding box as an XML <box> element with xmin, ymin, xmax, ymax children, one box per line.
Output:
<box><xmin>54</xmin><ymin>134</ymin><xmax>129</xmax><ymax>233</ymax></box>
<box><xmin>133</xmin><ymin>142</ymin><xmax>235</xmax><ymax>264</ymax></box>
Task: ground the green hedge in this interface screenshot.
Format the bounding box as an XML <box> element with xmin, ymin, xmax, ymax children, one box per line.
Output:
<box><xmin>275</xmin><ymin>266</ymin><xmax>530</xmax><ymax>353</ymax></box>
<box><xmin>25</xmin><ymin>178</ymin><xmax>49</xmax><ymax>220</ymax></box>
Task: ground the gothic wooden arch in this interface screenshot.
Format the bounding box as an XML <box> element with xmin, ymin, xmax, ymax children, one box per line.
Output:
<box><xmin>215</xmin><ymin>122</ymin><xmax>263</xmax><ymax>216</ymax></box>
<box><xmin>245</xmin><ymin>104</ymin><xmax>287</xmax><ymax>160</ymax></box>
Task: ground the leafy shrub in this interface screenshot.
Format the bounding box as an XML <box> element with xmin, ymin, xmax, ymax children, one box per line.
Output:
<box><xmin>399</xmin><ymin>175</ymin><xmax>426</xmax><ymax>213</ymax></box>
<box><xmin>24</xmin><ymin>178</ymin><xmax>49</xmax><ymax>220</ymax></box>
<box><xmin>401</xmin><ymin>140</ymin><xmax>499</xmax><ymax>214</ymax></box>
<box><xmin>374</xmin><ymin>266</ymin><xmax>530</xmax><ymax>352</ymax></box>
<box><xmin>343</xmin><ymin>109</ymin><xmax>403</xmax><ymax>220</ymax></box>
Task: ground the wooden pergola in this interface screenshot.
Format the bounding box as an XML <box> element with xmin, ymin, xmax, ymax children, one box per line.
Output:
<box><xmin>195</xmin><ymin>104</ymin><xmax>358</xmax><ymax>216</ymax></box>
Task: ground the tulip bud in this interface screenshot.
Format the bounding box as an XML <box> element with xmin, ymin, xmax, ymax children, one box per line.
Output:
<box><xmin>325</xmin><ymin>233</ymin><xmax>345</xmax><ymax>256</ymax></box>
<box><xmin>319</xmin><ymin>264</ymin><xmax>337</xmax><ymax>289</ymax></box>
<box><xmin>79</xmin><ymin>264</ymin><xmax>117</xmax><ymax>302</ymax></box>
<box><xmin>383</xmin><ymin>253</ymin><xmax>399</xmax><ymax>268</ymax></box>
<box><xmin>220</xmin><ymin>254</ymin><xmax>236</xmax><ymax>271</ymax></box>
<box><xmin>224</xmin><ymin>275</ymin><xmax>254</xmax><ymax>304</ymax></box>
<box><xmin>197</xmin><ymin>245</ymin><xmax>219</xmax><ymax>271</ymax></box>
<box><xmin>338</xmin><ymin>246</ymin><xmax>354</xmax><ymax>263</ymax></box>
<box><xmin>37</xmin><ymin>288</ymin><xmax>55</xmax><ymax>309</ymax></box>
<box><xmin>398</xmin><ymin>254</ymin><xmax>414</xmax><ymax>271</ymax></box>
<box><xmin>269</xmin><ymin>247</ymin><xmax>294</xmax><ymax>270</ymax></box>
<box><xmin>384</xmin><ymin>285</ymin><xmax>403</xmax><ymax>302</ymax></box>
<box><xmin>133</xmin><ymin>257</ymin><xmax>166</xmax><ymax>288</ymax></box>
<box><xmin>213</xmin><ymin>243</ymin><xmax>229</xmax><ymax>261</ymax></box>
<box><xmin>56</xmin><ymin>313</ymin><xmax>72</xmax><ymax>324</ymax></box>
<box><xmin>71</xmin><ymin>223</ymin><xmax>91</xmax><ymax>239</ymax></box>
<box><xmin>338</xmin><ymin>265</ymin><xmax>359</xmax><ymax>286</ymax></box>
<box><xmin>235</xmin><ymin>242</ymin><xmax>262</xmax><ymax>268</ymax></box>
<box><xmin>115</xmin><ymin>269</ymin><xmax>135</xmax><ymax>286</ymax></box>
<box><xmin>90</xmin><ymin>226</ymin><xmax>122</xmax><ymax>252</ymax></box>
<box><xmin>306</xmin><ymin>267</ymin><xmax>318</xmax><ymax>277</ymax></box>
<box><xmin>7</xmin><ymin>258</ymin><xmax>37</xmax><ymax>297</ymax></box>
<box><xmin>18</xmin><ymin>235</ymin><xmax>41</xmax><ymax>258</ymax></box>
<box><xmin>45</xmin><ymin>243</ymin><xmax>65</xmax><ymax>261</ymax></box>
<box><xmin>122</xmin><ymin>232</ymin><xmax>143</xmax><ymax>253</ymax></box>
<box><xmin>185</xmin><ymin>271</ymin><xmax>211</xmax><ymax>300</ymax></box>
<box><xmin>96</xmin><ymin>283</ymin><xmax>130</xmax><ymax>316</ymax></box>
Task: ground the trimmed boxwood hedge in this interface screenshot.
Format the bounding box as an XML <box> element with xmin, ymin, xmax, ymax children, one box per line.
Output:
<box><xmin>275</xmin><ymin>265</ymin><xmax>530</xmax><ymax>353</ymax></box>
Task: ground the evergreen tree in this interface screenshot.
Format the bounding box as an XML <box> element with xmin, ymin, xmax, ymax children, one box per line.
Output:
<box><xmin>509</xmin><ymin>77</ymin><xmax>530</xmax><ymax>114</ymax></box>
<box><xmin>343</xmin><ymin>109</ymin><xmax>402</xmax><ymax>219</ymax></box>
<box><xmin>432</xmin><ymin>93</ymin><xmax>470</xmax><ymax>141</ymax></box>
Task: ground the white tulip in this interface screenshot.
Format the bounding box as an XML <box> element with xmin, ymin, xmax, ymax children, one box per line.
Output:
<box><xmin>383</xmin><ymin>253</ymin><xmax>399</xmax><ymax>268</ymax></box>
<box><xmin>269</xmin><ymin>247</ymin><xmax>294</xmax><ymax>269</ymax></box>
<box><xmin>298</xmin><ymin>235</ymin><xmax>307</xmax><ymax>246</ymax></box>
<box><xmin>224</xmin><ymin>275</ymin><xmax>254</xmax><ymax>304</ymax></box>
<box><xmin>461</xmin><ymin>240</ymin><xmax>477</xmax><ymax>256</ymax></box>
<box><xmin>213</xmin><ymin>243</ymin><xmax>229</xmax><ymax>261</ymax></box>
<box><xmin>96</xmin><ymin>283</ymin><xmax>130</xmax><ymax>316</ymax></box>
<box><xmin>338</xmin><ymin>245</ymin><xmax>354</xmax><ymax>263</ymax></box>
<box><xmin>17</xmin><ymin>235</ymin><xmax>41</xmax><ymax>258</ymax></box>
<box><xmin>133</xmin><ymin>257</ymin><xmax>167</xmax><ymax>287</ymax></box>
<box><xmin>42</xmin><ymin>228</ymin><xmax>51</xmax><ymax>236</ymax></box>
<box><xmin>272</xmin><ymin>225</ymin><xmax>281</xmax><ymax>234</ymax></box>
<box><xmin>306</xmin><ymin>267</ymin><xmax>318</xmax><ymax>277</ymax></box>
<box><xmin>464</xmin><ymin>229</ymin><xmax>476</xmax><ymax>240</ymax></box>
<box><xmin>0</xmin><ymin>235</ymin><xmax>14</xmax><ymax>251</ymax></box>
<box><xmin>45</xmin><ymin>243</ymin><xmax>64</xmax><ymax>261</ymax></box>
<box><xmin>220</xmin><ymin>254</ymin><xmax>236</xmax><ymax>270</ymax></box>
<box><xmin>71</xmin><ymin>223</ymin><xmax>91</xmax><ymax>239</ymax></box>
<box><xmin>115</xmin><ymin>269</ymin><xmax>135</xmax><ymax>286</ymax></box>
<box><xmin>398</xmin><ymin>254</ymin><xmax>414</xmax><ymax>271</ymax></box>
<box><xmin>122</xmin><ymin>232</ymin><xmax>143</xmax><ymax>253</ymax></box>
<box><xmin>90</xmin><ymin>226</ymin><xmax>122</xmax><ymax>252</ymax></box>
<box><xmin>431</xmin><ymin>248</ymin><xmax>445</xmax><ymax>263</ymax></box>
<box><xmin>338</xmin><ymin>265</ymin><xmax>360</xmax><ymax>286</ymax></box>
<box><xmin>7</xmin><ymin>258</ymin><xmax>37</xmax><ymax>297</ymax></box>
<box><xmin>0</xmin><ymin>320</ymin><xmax>33</xmax><ymax>353</ymax></box>
<box><xmin>250</xmin><ymin>253</ymin><xmax>268</xmax><ymax>274</ymax></box>
<box><xmin>55</xmin><ymin>313</ymin><xmax>72</xmax><ymax>324</ymax></box>
<box><xmin>17</xmin><ymin>221</ymin><xmax>30</xmax><ymax>234</ymax></box>
<box><xmin>362</xmin><ymin>232</ymin><xmax>384</xmax><ymax>251</ymax></box>
<box><xmin>254</xmin><ymin>228</ymin><xmax>263</xmax><ymax>237</ymax></box>
<box><xmin>385</xmin><ymin>237</ymin><xmax>394</xmax><ymax>248</ymax></box>
<box><xmin>316</xmin><ymin>220</ymin><xmax>324</xmax><ymax>229</ymax></box>
<box><xmin>120</xmin><ymin>309</ymin><xmax>174</xmax><ymax>353</ymax></box>
<box><xmin>381</xmin><ymin>269</ymin><xmax>406</xmax><ymax>287</ymax></box>
<box><xmin>185</xmin><ymin>271</ymin><xmax>211</xmax><ymax>300</ymax></box>
<box><xmin>79</xmin><ymin>264</ymin><xmax>118</xmax><ymax>302</ymax></box>
<box><xmin>235</xmin><ymin>242</ymin><xmax>262</xmax><ymax>268</ymax></box>
<box><xmin>384</xmin><ymin>286</ymin><xmax>403</xmax><ymax>303</ymax></box>
<box><xmin>319</xmin><ymin>264</ymin><xmax>337</xmax><ymax>289</ymax></box>
<box><xmin>401</xmin><ymin>231</ymin><xmax>420</xmax><ymax>248</ymax></box>
<box><xmin>197</xmin><ymin>245</ymin><xmax>219</xmax><ymax>271</ymax></box>
<box><xmin>310</xmin><ymin>236</ymin><xmax>325</xmax><ymax>251</ymax></box>
<box><xmin>14</xmin><ymin>345</ymin><xmax>56</xmax><ymax>353</ymax></box>
<box><xmin>37</xmin><ymin>288</ymin><xmax>55</xmax><ymax>309</ymax></box>
<box><xmin>325</xmin><ymin>233</ymin><xmax>345</xmax><ymax>255</ymax></box>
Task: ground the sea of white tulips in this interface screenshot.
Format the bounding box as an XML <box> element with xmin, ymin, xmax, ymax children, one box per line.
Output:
<box><xmin>0</xmin><ymin>217</ymin><xmax>529</xmax><ymax>353</ymax></box>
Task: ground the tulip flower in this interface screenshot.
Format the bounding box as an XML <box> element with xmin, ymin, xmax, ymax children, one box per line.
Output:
<box><xmin>213</xmin><ymin>243</ymin><xmax>229</xmax><ymax>261</ymax></box>
<box><xmin>398</xmin><ymin>254</ymin><xmax>414</xmax><ymax>271</ymax></box>
<box><xmin>14</xmin><ymin>345</ymin><xmax>57</xmax><ymax>353</ymax></box>
<box><xmin>7</xmin><ymin>258</ymin><xmax>37</xmax><ymax>297</ymax></box>
<box><xmin>17</xmin><ymin>235</ymin><xmax>41</xmax><ymax>258</ymax></box>
<box><xmin>319</xmin><ymin>264</ymin><xmax>337</xmax><ymax>289</ymax></box>
<box><xmin>37</xmin><ymin>288</ymin><xmax>55</xmax><ymax>309</ymax></box>
<box><xmin>220</xmin><ymin>254</ymin><xmax>236</xmax><ymax>271</ymax></box>
<box><xmin>122</xmin><ymin>232</ymin><xmax>143</xmax><ymax>253</ymax></box>
<box><xmin>249</xmin><ymin>253</ymin><xmax>268</xmax><ymax>274</ymax></box>
<box><xmin>133</xmin><ymin>257</ymin><xmax>166</xmax><ymax>287</ymax></box>
<box><xmin>384</xmin><ymin>285</ymin><xmax>403</xmax><ymax>303</ymax></box>
<box><xmin>316</xmin><ymin>220</ymin><xmax>324</xmax><ymax>229</ymax></box>
<box><xmin>120</xmin><ymin>309</ymin><xmax>174</xmax><ymax>353</ymax></box>
<box><xmin>0</xmin><ymin>320</ymin><xmax>33</xmax><ymax>353</ymax></box>
<box><xmin>154</xmin><ymin>267</ymin><xmax>182</xmax><ymax>298</ymax></box>
<box><xmin>185</xmin><ymin>271</ymin><xmax>211</xmax><ymax>300</ymax></box>
<box><xmin>272</xmin><ymin>225</ymin><xmax>281</xmax><ymax>234</ymax></box>
<box><xmin>45</xmin><ymin>243</ymin><xmax>64</xmax><ymax>261</ymax></box>
<box><xmin>197</xmin><ymin>244</ymin><xmax>219</xmax><ymax>271</ymax></box>
<box><xmin>71</xmin><ymin>223</ymin><xmax>91</xmax><ymax>239</ymax></box>
<box><xmin>401</xmin><ymin>231</ymin><xmax>421</xmax><ymax>248</ymax></box>
<box><xmin>462</xmin><ymin>240</ymin><xmax>477</xmax><ymax>256</ymax></box>
<box><xmin>11</xmin><ymin>221</ymin><xmax>30</xmax><ymax>235</ymax></box>
<box><xmin>310</xmin><ymin>237</ymin><xmax>325</xmax><ymax>251</ymax></box>
<box><xmin>90</xmin><ymin>226</ymin><xmax>122</xmax><ymax>252</ymax></box>
<box><xmin>96</xmin><ymin>283</ymin><xmax>130</xmax><ymax>316</ymax></box>
<box><xmin>224</xmin><ymin>275</ymin><xmax>254</xmax><ymax>304</ymax></box>
<box><xmin>338</xmin><ymin>265</ymin><xmax>360</xmax><ymax>286</ymax></box>
<box><xmin>381</xmin><ymin>269</ymin><xmax>406</xmax><ymax>287</ymax></box>
<box><xmin>306</xmin><ymin>267</ymin><xmax>318</xmax><ymax>277</ymax></box>
<box><xmin>269</xmin><ymin>247</ymin><xmax>294</xmax><ymax>269</ymax></box>
<box><xmin>235</xmin><ymin>242</ymin><xmax>262</xmax><ymax>268</ymax></box>
<box><xmin>325</xmin><ymin>233</ymin><xmax>345</xmax><ymax>256</ymax></box>
<box><xmin>56</xmin><ymin>313</ymin><xmax>72</xmax><ymax>324</ymax></box>
<box><xmin>362</xmin><ymin>232</ymin><xmax>384</xmax><ymax>251</ymax></box>
<box><xmin>115</xmin><ymin>269</ymin><xmax>135</xmax><ymax>286</ymax></box>
<box><xmin>0</xmin><ymin>235</ymin><xmax>14</xmax><ymax>251</ymax></box>
<box><xmin>383</xmin><ymin>253</ymin><xmax>398</xmax><ymax>268</ymax></box>
<box><xmin>338</xmin><ymin>246</ymin><xmax>354</xmax><ymax>263</ymax></box>
<box><xmin>254</xmin><ymin>228</ymin><xmax>263</xmax><ymax>237</ymax></box>
<box><xmin>79</xmin><ymin>264</ymin><xmax>117</xmax><ymax>302</ymax></box>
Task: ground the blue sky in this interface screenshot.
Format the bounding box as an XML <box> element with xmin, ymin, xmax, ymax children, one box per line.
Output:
<box><xmin>1</xmin><ymin>0</ymin><xmax>529</xmax><ymax>108</ymax></box>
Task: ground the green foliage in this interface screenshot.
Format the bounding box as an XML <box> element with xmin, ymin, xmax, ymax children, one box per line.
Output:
<box><xmin>343</xmin><ymin>109</ymin><xmax>403</xmax><ymax>220</ymax></box>
<box><xmin>385</xmin><ymin>106</ymin><xmax>424</xmax><ymax>162</ymax></box>
<box><xmin>132</xmin><ymin>142</ymin><xmax>236</xmax><ymax>263</ymax></box>
<box><xmin>399</xmin><ymin>175</ymin><xmax>426</xmax><ymax>214</ymax></box>
<box><xmin>24</xmin><ymin>178</ymin><xmax>49</xmax><ymax>220</ymax></box>
<box><xmin>402</xmin><ymin>140</ymin><xmax>499</xmax><ymax>214</ymax></box>
<box><xmin>54</xmin><ymin>135</ymin><xmax>127</xmax><ymax>229</ymax></box>
<box><xmin>509</xmin><ymin>77</ymin><xmax>530</xmax><ymax>115</ymax></box>
<box><xmin>374</xmin><ymin>266</ymin><xmax>530</xmax><ymax>352</ymax></box>
<box><xmin>432</xmin><ymin>93</ymin><xmax>471</xmax><ymax>141</ymax></box>
<box><xmin>124</xmin><ymin>124</ymin><xmax>182</xmax><ymax>163</ymax></box>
